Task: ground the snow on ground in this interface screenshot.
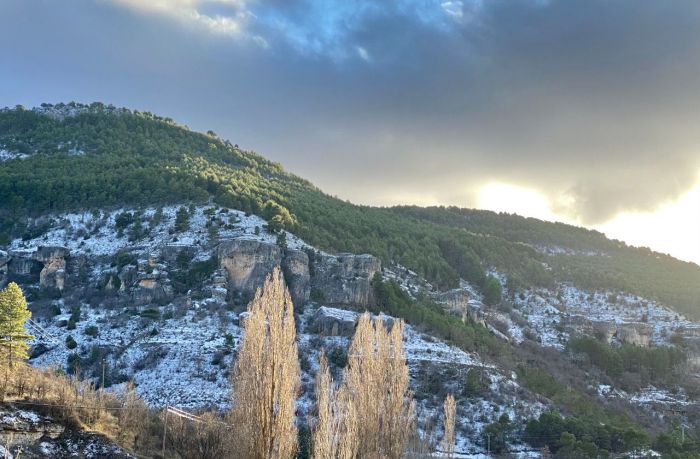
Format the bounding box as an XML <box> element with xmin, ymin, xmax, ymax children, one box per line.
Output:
<box><xmin>295</xmin><ymin>305</ymin><xmax>546</xmax><ymax>455</ymax></box>
<box><xmin>598</xmin><ymin>383</ymin><xmax>691</xmax><ymax>411</ymax></box>
<box><xmin>383</xmin><ymin>263</ymin><xmax>434</xmax><ymax>296</ymax></box>
<box><xmin>31</xmin><ymin>298</ymin><xmax>239</xmax><ymax>410</ymax></box>
<box><xmin>514</xmin><ymin>283</ymin><xmax>700</xmax><ymax>349</ymax></box>
<box><xmin>9</xmin><ymin>205</ymin><xmax>309</xmax><ymax>258</ymax></box>
<box><xmin>0</xmin><ymin>149</ymin><xmax>29</xmax><ymax>161</ymax></box>
<box><xmin>529</xmin><ymin>244</ymin><xmax>607</xmax><ymax>257</ymax></box>
<box><xmin>12</xmin><ymin>205</ymin><xmax>660</xmax><ymax>454</ymax></box>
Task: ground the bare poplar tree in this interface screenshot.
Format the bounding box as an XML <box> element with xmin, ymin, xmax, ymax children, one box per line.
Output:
<box><xmin>229</xmin><ymin>267</ymin><xmax>300</xmax><ymax>459</ymax></box>
<box><xmin>342</xmin><ymin>313</ymin><xmax>414</xmax><ymax>459</ymax></box>
<box><xmin>441</xmin><ymin>394</ymin><xmax>456</xmax><ymax>458</ymax></box>
<box><xmin>313</xmin><ymin>353</ymin><xmax>335</xmax><ymax>459</ymax></box>
<box><xmin>312</xmin><ymin>352</ymin><xmax>359</xmax><ymax>459</ymax></box>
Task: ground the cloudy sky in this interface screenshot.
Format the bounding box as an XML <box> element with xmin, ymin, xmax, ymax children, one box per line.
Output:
<box><xmin>2</xmin><ymin>0</ymin><xmax>699</xmax><ymax>264</ymax></box>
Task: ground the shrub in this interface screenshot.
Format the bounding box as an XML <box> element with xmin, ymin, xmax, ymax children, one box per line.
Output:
<box><xmin>65</xmin><ymin>335</ymin><xmax>78</xmax><ymax>349</ymax></box>
<box><xmin>114</xmin><ymin>250</ymin><xmax>137</xmax><ymax>269</ymax></box>
<box><xmin>140</xmin><ymin>308</ymin><xmax>161</xmax><ymax>320</ymax></box>
<box><xmin>327</xmin><ymin>346</ymin><xmax>348</xmax><ymax>369</ymax></box>
<box><xmin>310</xmin><ymin>288</ymin><xmax>326</xmax><ymax>303</ymax></box>
<box><xmin>483</xmin><ymin>414</ymin><xmax>511</xmax><ymax>454</ymax></box>
<box><xmin>115</xmin><ymin>211</ymin><xmax>135</xmax><ymax>230</ymax></box>
<box><xmin>67</xmin><ymin>352</ymin><xmax>81</xmax><ymax>374</ymax></box>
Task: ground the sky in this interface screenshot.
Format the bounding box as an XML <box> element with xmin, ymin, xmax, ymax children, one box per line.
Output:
<box><xmin>1</xmin><ymin>0</ymin><xmax>699</xmax><ymax>264</ymax></box>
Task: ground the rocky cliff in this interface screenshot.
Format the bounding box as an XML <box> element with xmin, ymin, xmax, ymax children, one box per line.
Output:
<box><xmin>217</xmin><ymin>239</ymin><xmax>380</xmax><ymax>308</ymax></box>
<box><xmin>310</xmin><ymin>252</ymin><xmax>381</xmax><ymax>307</ymax></box>
<box><xmin>3</xmin><ymin>246</ymin><xmax>70</xmax><ymax>291</ymax></box>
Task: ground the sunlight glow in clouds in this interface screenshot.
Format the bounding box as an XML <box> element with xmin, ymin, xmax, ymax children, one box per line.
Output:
<box><xmin>595</xmin><ymin>183</ymin><xmax>700</xmax><ymax>265</ymax></box>
<box><xmin>477</xmin><ymin>182</ymin><xmax>562</xmax><ymax>223</ymax></box>
<box><xmin>478</xmin><ymin>180</ymin><xmax>700</xmax><ymax>265</ymax></box>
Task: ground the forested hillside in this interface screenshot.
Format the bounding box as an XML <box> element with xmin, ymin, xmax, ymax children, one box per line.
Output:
<box><xmin>1</xmin><ymin>102</ymin><xmax>699</xmax><ymax>318</ymax></box>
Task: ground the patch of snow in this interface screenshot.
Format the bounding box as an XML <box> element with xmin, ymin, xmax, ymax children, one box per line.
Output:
<box><xmin>0</xmin><ymin>149</ymin><xmax>28</xmax><ymax>161</ymax></box>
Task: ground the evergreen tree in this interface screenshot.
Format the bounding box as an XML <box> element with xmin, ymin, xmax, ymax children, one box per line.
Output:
<box><xmin>0</xmin><ymin>282</ymin><xmax>33</xmax><ymax>367</ymax></box>
<box><xmin>174</xmin><ymin>206</ymin><xmax>190</xmax><ymax>232</ymax></box>
<box><xmin>483</xmin><ymin>276</ymin><xmax>502</xmax><ymax>306</ymax></box>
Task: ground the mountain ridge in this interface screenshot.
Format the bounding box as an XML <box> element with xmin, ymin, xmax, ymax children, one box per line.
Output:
<box><xmin>1</xmin><ymin>102</ymin><xmax>699</xmax><ymax>319</ymax></box>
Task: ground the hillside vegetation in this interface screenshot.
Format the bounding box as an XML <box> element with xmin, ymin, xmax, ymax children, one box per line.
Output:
<box><xmin>1</xmin><ymin>102</ymin><xmax>699</xmax><ymax>318</ymax></box>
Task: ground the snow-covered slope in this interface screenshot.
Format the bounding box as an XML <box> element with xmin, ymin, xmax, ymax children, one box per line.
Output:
<box><xmin>4</xmin><ymin>204</ymin><xmax>699</xmax><ymax>456</ymax></box>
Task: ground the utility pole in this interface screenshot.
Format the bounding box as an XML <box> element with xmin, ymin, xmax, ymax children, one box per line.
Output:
<box><xmin>101</xmin><ymin>358</ymin><xmax>106</xmax><ymax>389</ymax></box>
<box><xmin>487</xmin><ymin>433</ymin><xmax>491</xmax><ymax>455</ymax></box>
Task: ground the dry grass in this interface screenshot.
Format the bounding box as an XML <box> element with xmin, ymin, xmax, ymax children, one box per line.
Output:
<box><xmin>0</xmin><ymin>363</ymin><xmax>164</xmax><ymax>457</ymax></box>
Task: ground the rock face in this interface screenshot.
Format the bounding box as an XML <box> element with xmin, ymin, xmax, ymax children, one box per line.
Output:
<box><xmin>616</xmin><ymin>323</ymin><xmax>653</xmax><ymax>347</ymax></box>
<box><xmin>4</xmin><ymin>247</ymin><xmax>69</xmax><ymax>290</ymax></box>
<box><xmin>7</xmin><ymin>250</ymin><xmax>39</xmax><ymax>278</ymax></box>
<box><xmin>565</xmin><ymin>316</ymin><xmax>653</xmax><ymax>347</ymax></box>
<box><xmin>282</xmin><ymin>249</ymin><xmax>311</xmax><ymax>305</ymax></box>
<box><xmin>0</xmin><ymin>250</ymin><xmax>9</xmax><ymax>287</ymax></box>
<box><xmin>34</xmin><ymin>246</ymin><xmax>69</xmax><ymax>291</ymax></box>
<box><xmin>218</xmin><ymin>239</ymin><xmax>282</xmax><ymax>298</ymax></box>
<box><xmin>592</xmin><ymin>321</ymin><xmax>618</xmax><ymax>343</ymax></box>
<box><xmin>0</xmin><ymin>407</ymin><xmax>135</xmax><ymax>459</ymax></box>
<box><xmin>311</xmin><ymin>253</ymin><xmax>381</xmax><ymax>307</ymax></box>
<box><xmin>132</xmin><ymin>271</ymin><xmax>174</xmax><ymax>305</ymax></box>
<box><xmin>217</xmin><ymin>240</ymin><xmax>380</xmax><ymax>308</ymax></box>
<box><xmin>432</xmin><ymin>288</ymin><xmax>482</xmax><ymax>323</ymax></box>
<box><xmin>312</xmin><ymin>306</ymin><xmax>358</xmax><ymax>336</ymax></box>
<box><xmin>160</xmin><ymin>244</ymin><xmax>198</xmax><ymax>264</ymax></box>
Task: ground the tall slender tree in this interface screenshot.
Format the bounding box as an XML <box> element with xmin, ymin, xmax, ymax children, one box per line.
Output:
<box><xmin>0</xmin><ymin>282</ymin><xmax>33</xmax><ymax>367</ymax></box>
<box><xmin>441</xmin><ymin>394</ymin><xmax>456</xmax><ymax>458</ymax></box>
<box><xmin>229</xmin><ymin>267</ymin><xmax>300</xmax><ymax>459</ymax></box>
<box><xmin>313</xmin><ymin>353</ymin><xmax>336</xmax><ymax>459</ymax></box>
<box><xmin>342</xmin><ymin>314</ymin><xmax>415</xmax><ymax>459</ymax></box>
<box><xmin>312</xmin><ymin>352</ymin><xmax>359</xmax><ymax>459</ymax></box>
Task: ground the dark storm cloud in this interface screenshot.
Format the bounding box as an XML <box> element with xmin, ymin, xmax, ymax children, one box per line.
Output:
<box><xmin>1</xmin><ymin>0</ymin><xmax>699</xmax><ymax>223</ymax></box>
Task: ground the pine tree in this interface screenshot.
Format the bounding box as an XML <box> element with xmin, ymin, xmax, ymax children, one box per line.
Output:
<box><xmin>0</xmin><ymin>282</ymin><xmax>33</xmax><ymax>367</ymax></box>
<box><xmin>174</xmin><ymin>206</ymin><xmax>190</xmax><ymax>232</ymax></box>
<box><xmin>229</xmin><ymin>267</ymin><xmax>300</xmax><ymax>459</ymax></box>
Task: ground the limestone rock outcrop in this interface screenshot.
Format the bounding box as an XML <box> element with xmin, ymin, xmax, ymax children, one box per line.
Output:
<box><xmin>218</xmin><ymin>239</ymin><xmax>282</xmax><ymax>298</ymax></box>
<box><xmin>616</xmin><ymin>323</ymin><xmax>653</xmax><ymax>347</ymax></box>
<box><xmin>312</xmin><ymin>306</ymin><xmax>358</xmax><ymax>336</ymax></box>
<box><xmin>7</xmin><ymin>250</ymin><xmax>38</xmax><ymax>278</ymax></box>
<box><xmin>34</xmin><ymin>246</ymin><xmax>69</xmax><ymax>291</ymax></box>
<box><xmin>432</xmin><ymin>288</ymin><xmax>482</xmax><ymax>323</ymax></box>
<box><xmin>282</xmin><ymin>249</ymin><xmax>310</xmax><ymax>305</ymax></box>
<box><xmin>564</xmin><ymin>316</ymin><xmax>653</xmax><ymax>347</ymax></box>
<box><xmin>310</xmin><ymin>252</ymin><xmax>381</xmax><ymax>307</ymax></box>
<box><xmin>4</xmin><ymin>247</ymin><xmax>69</xmax><ymax>290</ymax></box>
<box><xmin>217</xmin><ymin>240</ymin><xmax>380</xmax><ymax>308</ymax></box>
<box><xmin>132</xmin><ymin>272</ymin><xmax>174</xmax><ymax>305</ymax></box>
